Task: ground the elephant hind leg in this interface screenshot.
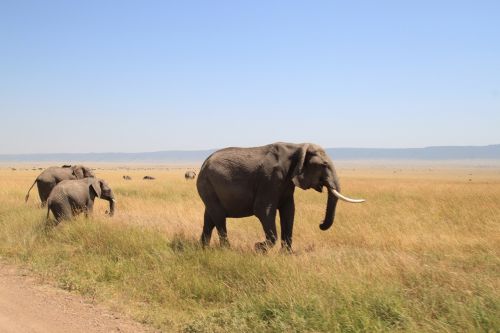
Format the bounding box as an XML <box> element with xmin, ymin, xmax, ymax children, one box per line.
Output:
<box><xmin>198</xmin><ymin>179</ymin><xmax>229</xmax><ymax>248</ymax></box>
<box><xmin>201</xmin><ymin>209</ymin><xmax>229</xmax><ymax>248</ymax></box>
<box><xmin>201</xmin><ymin>210</ymin><xmax>216</xmax><ymax>247</ymax></box>
<box><xmin>50</xmin><ymin>201</ymin><xmax>72</xmax><ymax>223</ymax></box>
<box><xmin>58</xmin><ymin>209</ymin><xmax>72</xmax><ymax>222</ymax></box>
<box><xmin>37</xmin><ymin>181</ymin><xmax>52</xmax><ymax>207</ymax></box>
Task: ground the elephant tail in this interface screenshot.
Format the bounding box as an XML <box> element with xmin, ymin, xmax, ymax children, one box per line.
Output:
<box><xmin>25</xmin><ymin>180</ymin><xmax>37</xmax><ymax>203</ymax></box>
<box><xmin>46</xmin><ymin>206</ymin><xmax>50</xmax><ymax>220</ymax></box>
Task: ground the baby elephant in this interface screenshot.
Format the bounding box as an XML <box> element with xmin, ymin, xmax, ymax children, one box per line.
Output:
<box><xmin>47</xmin><ymin>178</ymin><xmax>116</xmax><ymax>223</ymax></box>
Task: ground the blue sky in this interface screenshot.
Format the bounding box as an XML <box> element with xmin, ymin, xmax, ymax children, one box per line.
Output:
<box><xmin>1</xmin><ymin>1</ymin><xmax>499</xmax><ymax>153</ymax></box>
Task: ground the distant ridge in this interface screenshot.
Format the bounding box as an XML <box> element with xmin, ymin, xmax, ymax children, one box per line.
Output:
<box><xmin>326</xmin><ymin>145</ymin><xmax>500</xmax><ymax>160</ymax></box>
<box><xmin>1</xmin><ymin>145</ymin><xmax>499</xmax><ymax>163</ymax></box>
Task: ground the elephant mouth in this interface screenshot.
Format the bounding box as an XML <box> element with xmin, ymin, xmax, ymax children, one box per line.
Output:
<box><xmin>292</xmin><ymin>175</ymin><xmax>316</xmax><ymax>191</ymax></box>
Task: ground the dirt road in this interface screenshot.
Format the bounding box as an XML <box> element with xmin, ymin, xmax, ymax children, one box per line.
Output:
<box><xmin>0</xmin><ymin>262</ymin><xmax>150</xmax><ymax>333</ymax></box>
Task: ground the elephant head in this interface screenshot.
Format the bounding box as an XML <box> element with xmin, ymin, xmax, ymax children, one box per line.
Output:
<box><xmin>291</xmin><ymin>144</ymin><xmax>364</xmax><ymax>231</ymax></box>
<box><xmin>72</xmin><ymin>165</ymin><xmax>95</xmax><ymax>179</ymax></box>
<box><xmin>89</xmin><ymin>178</ymin><xmax>116</xmax><ymax>216</ymax></box>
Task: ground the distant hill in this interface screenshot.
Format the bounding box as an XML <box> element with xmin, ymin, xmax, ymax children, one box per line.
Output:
<box><xmin>325</xmin><ymin>145</ymin><xmax>500</xmax><ymax>160</ymax></box>
<box><xmin>1</xmin><ymin>145</ymin><xmax>499</xmax><ymax>163</ymax></box>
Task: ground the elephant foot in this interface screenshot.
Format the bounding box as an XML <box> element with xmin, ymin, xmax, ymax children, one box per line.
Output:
<box><xmin>200</xmin><ymin>238</ymin><xmax>210</xmax><ymax>249</ymax></box>
<box><xmin>279</xmin><ymin>243</ymin><xmax>294</xmax><ymax>254</ymax></box>
<box><xmin>254</xmin><ymin>241</ymin><xmax>273</xmax><ymax>253</ymax></box>
<box><xmin>219</xmin><ymin>238</ymin><xmax>230</xmax><ymax>248</ymax></box>
<box><xmin>200</xmin><ymin>236</ymin><xmax>210</xmax><ymax>248</ymax></box>
<box><xmin>45</xmin><ymin>218</ymin><xmax>57</xmax><ymax>228</ymax></box>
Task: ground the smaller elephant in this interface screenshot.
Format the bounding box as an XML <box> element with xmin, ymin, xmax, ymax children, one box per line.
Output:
<box><xmin>123</xmin><ymin>175</ymin><xmax>132</xmax><ymax>180</ymax></box>
<box><xmin>185</xmin><ymin>171</ymin><xmax>196</xmax><ymax>180</ymax></box>
<box><xmin>143</xmin><ymin>176</ymin><xmax>155</xmax><ymax>180</ymax></box>
<box><xmin>47</xmin><ymin>178</ymin><xmax>116</xmax><ymax>223</ymax></box>
<box><xmin>25</xmin><ymin>165</ymin><xmax>95</xmax><ymax>207</ymax></box>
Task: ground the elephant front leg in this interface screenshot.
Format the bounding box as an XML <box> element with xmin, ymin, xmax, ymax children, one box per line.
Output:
<box><xmin>84</xmin><ymin>201</ymin><xmax>94</xmax><ymax>218</ymax></box>
<box><xmin>255</xmin><ymin>205</ymin><xmax>278</xmax><ymax>253</ymax></box>
<box><xmin>279</xmin><ymin>198</ymin><xmax>295</xmax><ymax>252</ymax></box>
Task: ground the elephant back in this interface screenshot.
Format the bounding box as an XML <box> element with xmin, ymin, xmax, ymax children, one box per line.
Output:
<box><xmin>37</xmin><ymin>166</ymin><xmax>77</xmax><ymax>183</ymax></box>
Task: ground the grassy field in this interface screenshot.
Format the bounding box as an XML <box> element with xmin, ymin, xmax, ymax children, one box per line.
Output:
<box><xmin>0</xmin><ymin>165</ymin><xmax>499</xmax><ymax>332</ymax></box>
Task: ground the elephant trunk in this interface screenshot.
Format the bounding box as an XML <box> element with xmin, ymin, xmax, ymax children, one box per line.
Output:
<box><xmin>318</xmin><ymin>161</ymin><xmax>341</xmax><ymax>231</ymax></box>
<box><xmin>319</xmin><ymin>188</ymin><xmax>339</xmax><ymax>230</ymax></box>
<box><xmin>108</xmin><ymin>199</ymin><xmax>115</xmax><ymax>217</ymax></box>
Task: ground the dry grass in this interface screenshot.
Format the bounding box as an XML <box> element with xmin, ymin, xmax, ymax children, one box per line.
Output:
<box><xmin>0</xmin><ymin>165</ymin><xmax>499</xmax><ymax>332</ymax></box>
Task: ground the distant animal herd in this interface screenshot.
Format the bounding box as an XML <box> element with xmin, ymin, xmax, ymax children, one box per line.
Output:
<box><xmin>23</xmin><ymin>142</ymin><xmax>365</xmax><ymax>252</ymax></box>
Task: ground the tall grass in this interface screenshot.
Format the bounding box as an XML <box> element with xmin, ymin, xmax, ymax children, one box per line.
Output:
<box><xmin>0</xmin><ymin>167</ymin><xmax>498</xmax><ymax>332</ymax></box>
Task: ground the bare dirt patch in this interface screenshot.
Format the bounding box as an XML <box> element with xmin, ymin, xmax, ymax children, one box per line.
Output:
<box><xmin>0</xmin><ymin>262</ymin><xmax>151</xmax><ymax>333</ymax></box>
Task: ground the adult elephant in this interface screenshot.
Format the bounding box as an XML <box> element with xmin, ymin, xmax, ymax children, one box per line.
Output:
<box><xmin>197</xmin><ymin>142</ymin><xmax>365</xmax><ymax>252</ymax></box>
<box><xmin>25</xmin><ymin>165</ymin><xmax>95</xmax><ymax>207</ymax></box>
<box><xmin>47</xmin><ymin>178</ymin><xmax>115</xmax><ymax>223</ymax></box>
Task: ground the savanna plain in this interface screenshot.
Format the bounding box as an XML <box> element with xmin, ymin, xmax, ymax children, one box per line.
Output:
<box><xmin>0</xmin><ymin>164</ymin><xmax>498</xmax><ymax>332</ymax></box>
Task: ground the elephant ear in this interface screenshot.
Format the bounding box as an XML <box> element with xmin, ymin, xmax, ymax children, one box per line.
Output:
<box><xmin>292</xmin><ymin>144</ymin><xmax>310</xmax><ymax>178</ymax></box>
<box><xmin>72</xmin><ymin>165</ymin><xmax>84</xmax><ymax>178</ymax></box>
<box><xmin>90</xmin><ymin>179</ymin><xmax>101</xmax><ymax>198</ymax></box>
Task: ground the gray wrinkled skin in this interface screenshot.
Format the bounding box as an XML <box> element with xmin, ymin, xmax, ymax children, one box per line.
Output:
<box><xmin>197</xmin><ymin>142</ymin><xmax>341</xmax><ymax>252</ymax></box>
<box><xmin>25</xmin><ymin>165</ymin><xmax>95</xmax><ymax>207</ymax></box>
<box><xmin>47</xmin><ymin>178</ymin><xmax>115</xmax><ymax>223</ymax></box>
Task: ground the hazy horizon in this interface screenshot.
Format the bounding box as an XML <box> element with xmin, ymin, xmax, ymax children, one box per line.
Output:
<box><xmin>1</xmin><ymin>144</ymin><xmax>499</xmax><ymax>165</ymax></box>
<box><xmin>1</xmin><ymin>1</ymin><xmax>499</xmax><ymax>154</ymax></box>
<box><xmin>0</xmin><ymin>143</ymin><xmax>498</xmax><ymax>156</ymax></box>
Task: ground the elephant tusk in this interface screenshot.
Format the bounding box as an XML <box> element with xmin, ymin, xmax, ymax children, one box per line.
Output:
<box><xmin>111</xmin><ymin>199</ymin><xmax>117</xmax><ymax>203</ymax></box>
<box><xmin>332</xmin><ymin>189</ymin><xmax>365</xmax><ymax>203</ymax></box>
